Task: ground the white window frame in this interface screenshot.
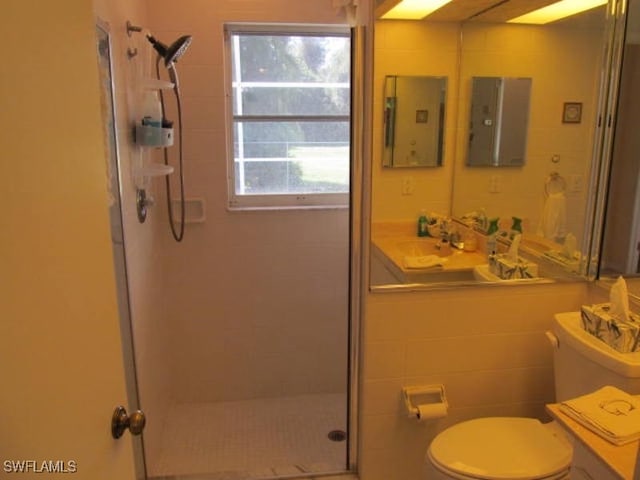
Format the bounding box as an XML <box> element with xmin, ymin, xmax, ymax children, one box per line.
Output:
<box><xmin>224</xmin><ymin>23</ymin><xmax>351</xmax><ymax>210</ymax></box>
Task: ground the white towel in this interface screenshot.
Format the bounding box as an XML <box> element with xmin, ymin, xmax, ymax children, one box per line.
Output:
<box><xmin>538</xmin><ymin>192</ymin><xmax>567</xmax><ymax>241</ymax></box>
<box><xmin>559</xmin><ymin>385</ymin><xmax>640</xmax><ymax>445</ymax></box>
<box><xmin>403</xmin><ymin>255</ymin><xmax>447</xmax><ymax>269</ymax></box>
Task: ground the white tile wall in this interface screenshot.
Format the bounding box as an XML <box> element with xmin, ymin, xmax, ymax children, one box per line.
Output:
<box><xmin>361</xmin><ymin>282</ymin><xmax>592</xmax><ymax>480</ymax></box>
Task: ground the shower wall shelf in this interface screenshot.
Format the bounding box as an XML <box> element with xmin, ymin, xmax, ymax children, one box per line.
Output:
<box><xmin>133</xmin><ymin>78</ymin><xmax>175</xmax><ymax>147</ymax></box>
<box><xmin>137</xmin><ymin>163</ymin><xmax>174</xmax><ymax>177</ymax></box>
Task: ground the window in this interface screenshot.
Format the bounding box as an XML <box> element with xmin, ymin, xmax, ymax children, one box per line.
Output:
<box><xmin>225</xmin><ymin>24</ymin><xmax>351</xmax><ymax>209</ymax></box>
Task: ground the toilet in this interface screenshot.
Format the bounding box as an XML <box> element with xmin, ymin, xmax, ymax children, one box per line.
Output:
<box><xmin>424</xmin><ymin>312</ymin><xmax>640</xmax><ymax>480</ymax></box>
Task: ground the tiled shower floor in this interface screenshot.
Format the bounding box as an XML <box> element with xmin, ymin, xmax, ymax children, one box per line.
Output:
<box><xmin>150</xmin><ymin>393</ymin><xmax>348</xmax><ymax>479</ymax></box>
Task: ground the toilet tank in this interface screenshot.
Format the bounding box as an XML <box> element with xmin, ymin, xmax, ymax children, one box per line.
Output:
<box><xmin>552</xmin><ymin>312</ymin><xmax>640</xmax><ymax>401</ymax></box>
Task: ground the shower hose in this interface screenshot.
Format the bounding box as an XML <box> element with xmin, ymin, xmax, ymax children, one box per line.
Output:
<box><xmin>156</xmin><ymin>58</ymin><xmax>186</xmax><ymax>242</ymax></box>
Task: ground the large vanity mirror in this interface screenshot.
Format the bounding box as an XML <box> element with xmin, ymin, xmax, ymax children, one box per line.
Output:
<box><xmin>371</xmin><ymin>3</ymin><xmax>612</xmax><ymax>289</ymax></box>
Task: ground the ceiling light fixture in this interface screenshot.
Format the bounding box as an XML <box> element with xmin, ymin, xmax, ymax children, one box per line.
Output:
<box><xmin>508</xmin><ymin>0</ymin><xmax>607</xmax><ymax>24</ymax></box>
<box><xmin>380</xmin><ymin>0</ymin><xmax>453</xmax><ymax>20</ymax></box>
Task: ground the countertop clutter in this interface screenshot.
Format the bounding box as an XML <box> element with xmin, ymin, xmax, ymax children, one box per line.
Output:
<box><xmin>371</xmin><ymin>221</ymin><xmax>487</xmax><ymax>284</ymax></box>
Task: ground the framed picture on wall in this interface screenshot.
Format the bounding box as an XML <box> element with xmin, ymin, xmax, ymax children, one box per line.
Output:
<box><xmin>562</xmin><ymin>102</ymin><xmax>582</xmax><ymax>123</ymax></box>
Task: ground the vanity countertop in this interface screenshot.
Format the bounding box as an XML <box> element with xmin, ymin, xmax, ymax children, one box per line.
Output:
<box><xmin>546</xmin><ymin>403</ymin><xmax>639</xmax><ymax>479</ymax></box>
<box><xmin>371</xmin><ymin>221</ymin><xmax>486</xmax><ymax>283</ymax></box>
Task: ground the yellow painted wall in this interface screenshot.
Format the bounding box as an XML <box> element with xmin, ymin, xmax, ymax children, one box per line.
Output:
<box><xmin>1</xmin><ymin>1</ymin><xmax>136</xmax><ymax>477</ymax></box>
<box><xmin>373</xmin><ymin>21</ymin><xmax>460</xmax><ymax>221</ymax></box>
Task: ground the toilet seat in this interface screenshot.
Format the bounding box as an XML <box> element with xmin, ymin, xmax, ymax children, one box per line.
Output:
<box><xmin>427</xmin><ymin>417</ymin><xmax>572</xmax><ymax>480</ymax></box>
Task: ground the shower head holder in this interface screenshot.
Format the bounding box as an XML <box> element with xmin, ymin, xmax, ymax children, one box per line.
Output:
<box><xmin>125</xmin><ymin>20</ymin><xmax>192</xmax><ymax>67</ymax></box>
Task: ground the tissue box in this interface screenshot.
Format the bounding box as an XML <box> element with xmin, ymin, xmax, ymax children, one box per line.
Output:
<box><xmin>490</xmin><ymin>255</ymin><xmax>538</xmax><ymax>280</ymax></box>
<box><xmin>580</xmin><ymin>303</ymin><xmax>640</xmax><ymax>353</ymax></box>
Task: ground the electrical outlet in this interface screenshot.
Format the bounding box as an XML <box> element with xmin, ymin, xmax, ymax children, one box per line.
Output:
<box><xmin>568</xmin><ymin>174</ymin><xmax>583</xmax><ymax>192</ymax></box>
<box><xmin>401</xmin><ymin>176</ymin><xmax>415</xmax><ymax>195</ymax></box>
<box><xmin>489</xmin><ymin>175</ymin><xmax>501</xmax><ymax>193</ymax></box>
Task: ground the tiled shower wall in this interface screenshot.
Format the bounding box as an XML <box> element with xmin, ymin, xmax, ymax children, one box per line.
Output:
<box><xmin>144</xmin><ymin>0</ymin><xmax>351</xmax><ymax>404</ymax></box>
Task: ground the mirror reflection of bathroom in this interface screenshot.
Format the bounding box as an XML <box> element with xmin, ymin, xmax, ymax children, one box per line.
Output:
<box><xmin>383</xmin><ymin>75</ymin><xmax>447</xmax><ymax>168</ymax></box>
<box><xmin>372</xmin><ymin>4</ymin><xmax>608</xmax><ymax>288</ymax></box>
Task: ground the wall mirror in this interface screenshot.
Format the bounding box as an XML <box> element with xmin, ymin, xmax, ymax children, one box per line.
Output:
<box><xmin>371</xmin><ymin>3</ymin><xmax>612</xmax><ymax>290</ymax></box>
<box><xmin>597</xmin><ymin>0</ymin><xmax>640</xmax><ymax>299</ymax></box>
<box><xmin>467</xmin><ymin>76</ymin><xmax>531</xmax><ymax>167</ymax></box>
<box><xmin>383</xmin><ymin>75</ymin><xmax>447</xmax><ymax>168</ymax></box>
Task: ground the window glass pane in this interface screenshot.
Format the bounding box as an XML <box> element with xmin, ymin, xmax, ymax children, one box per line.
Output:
<box><xmin>233</xmin><ymin>86</ymin><xmax>350</xmax><ymax>116</ymax></box>
<box><xmin>228</xmin><ymin>27</ymin><xmax>351</xmax><ymax>206</ymax></box>
<box><xmin>233</xmin><ymin>121</ymin><xmax>349</xmax><ymax>195</ymax></box>
<box><xmin>236</xmin><ymin>35</ymin><xmax>350</xmax><ymax>83</ymax></box>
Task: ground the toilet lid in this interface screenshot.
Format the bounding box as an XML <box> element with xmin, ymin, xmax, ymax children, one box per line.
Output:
<box><xmin>428</xmin><ymin>418</ymin><xmax>572</xmax><ymax>480</ymax></box>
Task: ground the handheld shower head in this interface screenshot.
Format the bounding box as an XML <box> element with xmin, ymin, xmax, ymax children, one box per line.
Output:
<box><xmin>147</xmin><ymin>34</ymin><xmax>192</xmax><ymax>66</ymax></box>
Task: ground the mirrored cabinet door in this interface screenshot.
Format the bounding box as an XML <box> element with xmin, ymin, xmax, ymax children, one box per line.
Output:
<box><xmin>599</xmin><ymin>0</ymin><xmax>640</xmax><ymax>290</ymax></box>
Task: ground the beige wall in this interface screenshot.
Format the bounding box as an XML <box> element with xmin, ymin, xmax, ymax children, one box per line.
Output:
<box><xmin>373</xmin><ymin>21</ymin><xmax>460</xmax><ymax>221</ymax></box>
<box><xmin>2</xmin><ymin>1</ymin><xmax>136</xmax><ymax>477</ymax></box>
<box><xmin>373</xmin><ymin>20</ymin><xmax>603</xmax><ymax>242</ymax></box>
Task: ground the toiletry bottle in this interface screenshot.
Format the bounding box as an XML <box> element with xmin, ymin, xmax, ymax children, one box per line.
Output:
<box><xmin>142</xmin><ymin>91</ymin><xmax>162</xmax><ymax>127</ymax></box>
<box><xmin>417</xmin><ymin>210</ymin><xmax>428</xmax><ymax>237</ymax></box>
<box><xmin>463</xmin><ymin>224</ymin><xmax>477</xmax><ymax>252</ymax></box>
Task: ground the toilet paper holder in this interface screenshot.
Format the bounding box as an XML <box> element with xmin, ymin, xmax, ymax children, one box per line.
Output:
<box><xmin>402</xmin><ymin>385</ymin><xmax>448</xmax><ymax>419</ymax></box>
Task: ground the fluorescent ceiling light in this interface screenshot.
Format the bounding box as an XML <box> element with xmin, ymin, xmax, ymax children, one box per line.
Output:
<box><xmin>381</xmin><ymin>0</ymin><xmax>453</xmax><ymax>20</ymax></box>
<box><xmin>508</xmin><ymin>0</ymin><xmax>607</xmax><ymax>24</ymax></box>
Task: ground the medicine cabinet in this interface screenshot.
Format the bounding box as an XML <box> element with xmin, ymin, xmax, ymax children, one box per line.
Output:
<box><xmin>466</xmin><ymin>77</ymin><xmax>531</xmax><ymax>167</ymax></box>
<box><xmin>382</xmin><ymin>75</ymin><xmax>447</xmax><ymax>168</ymax></box>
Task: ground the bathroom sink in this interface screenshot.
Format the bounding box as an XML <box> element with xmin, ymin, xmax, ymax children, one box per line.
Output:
<box><xmin>473</xmin><ymin>264</ymin><xmax>548</xmax><ymax>284</ymax></box>
<box><xmin>395</xmin><ymin>240</ymin><xmax>438</xmax><ymax>257</ymax></box>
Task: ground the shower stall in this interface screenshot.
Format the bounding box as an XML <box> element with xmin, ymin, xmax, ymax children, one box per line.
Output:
<box><xmin>101</xmin><ymin>1</ymin><xmax>366</xmax><ymax>479</ymax></box>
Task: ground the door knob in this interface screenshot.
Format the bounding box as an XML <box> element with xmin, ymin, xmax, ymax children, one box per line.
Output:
<box><xmin>111</xmin><ymin>405</ymin><xmax>146</xmax><ymax>439</ymax></box>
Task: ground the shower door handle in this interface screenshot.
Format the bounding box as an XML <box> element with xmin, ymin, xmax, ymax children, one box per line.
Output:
<box><xmin>111</xmin><ymin>405</ymin><xmax>146</xmax><ymax>439</ymax></box>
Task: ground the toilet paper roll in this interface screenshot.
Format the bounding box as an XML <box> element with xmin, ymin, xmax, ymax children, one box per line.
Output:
<box><xmin>417</xmin><ymin>403</ymin><xmax>447</xmax><ymax>421</ymax></box>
